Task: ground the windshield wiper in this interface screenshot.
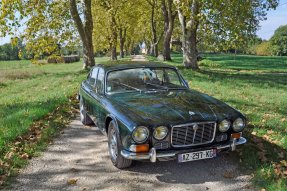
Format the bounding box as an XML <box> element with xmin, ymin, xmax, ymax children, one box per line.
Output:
<box><xmin>117</xmin><ymin>82</ymin><xmax>142</xmax><ymax>93</ymax></box>
<box><xmin>144</xmin><ymin>82</ymin><xmax>169</xmax><ymax>91</ymax></box>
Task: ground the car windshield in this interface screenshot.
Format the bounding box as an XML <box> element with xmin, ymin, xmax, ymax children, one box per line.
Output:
<box><xmin>106</xmin><ymin>67</ymin><xmax>186</xmax><ymax>93</ymax></box>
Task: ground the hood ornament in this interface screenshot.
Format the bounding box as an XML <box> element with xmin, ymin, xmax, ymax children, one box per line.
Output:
<box><xmin>189</xmin><ymin>111</ymin><xmax>195</xmax><ymax>116</ymax></box>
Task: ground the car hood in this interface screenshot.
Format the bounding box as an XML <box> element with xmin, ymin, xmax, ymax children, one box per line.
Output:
<box><xmin>108</xmin><ymin>89</ymin><xmax>242</xmax><ymax>126</ymax></box>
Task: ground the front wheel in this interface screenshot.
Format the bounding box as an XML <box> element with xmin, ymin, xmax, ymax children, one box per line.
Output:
<box><xmin>108</xmin><ymin>120</ymin><xmax>132</xmax><ymax>169</ymax></box>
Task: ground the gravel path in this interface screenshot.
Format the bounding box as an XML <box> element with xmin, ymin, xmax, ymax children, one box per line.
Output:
<box><xmin>8</xmin><ymin>117</ymin><xmax>252</xmax><ymax>191</ymax></box>
<box><xmin>8</xmin><ymin>56</ymin><xmax>252</xmax><ymax>190</ymax></box>
<box><xmin>132</xmin><ymin>55</ymin><xmax>147</xmax><ymax>61</ymax></box>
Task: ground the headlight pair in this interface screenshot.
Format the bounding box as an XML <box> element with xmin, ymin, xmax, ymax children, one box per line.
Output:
<box><xmin>132</xmin><ymin>126</ymin><xmax>168</xmax><ymax>143</ymax></box>
<box><xmin>218</xmin><ymin>118</ymin><xmax>245</xmax><ymax>132</ymax></box>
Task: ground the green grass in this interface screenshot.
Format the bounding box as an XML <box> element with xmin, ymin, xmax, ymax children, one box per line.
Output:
<box><xmin>0</xmin><ymin>56</ymin><xmax>119</xmax><ymax>151</ymax></box>
<box><xmin>0</xmin><ymin>60</ymin><xmax>84</xmax><ymax>153</ymax></box>
<box><xmin>0</xmin><ymin>55</ymin><xmax>131</xmax><ymax>185</ymax></box>
<box><xmin>148</xmin><ymin>53</ymin><xmax>287</xmax><ymax>190</ymax></box>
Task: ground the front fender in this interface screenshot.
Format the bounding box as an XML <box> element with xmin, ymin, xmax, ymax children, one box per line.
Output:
<box><xmin>105</xmin><ymin>114</ymin><xmax>133</xmax><ymax>150</ymax></box>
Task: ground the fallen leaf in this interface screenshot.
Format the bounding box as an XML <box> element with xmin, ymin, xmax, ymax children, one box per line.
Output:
<box><xmin>20</xmin><ymin>153</ymin><xmax>29</xmax><ymax>160</ymax></box>
<box><xmin>4</xmin><ymin>152</ymin><xmax>13</xmax><ymax>160</ymax></box>
<box><xmin>251</xmin><ymin>131</ymin><xmax>257</xmax><ymax>136</ymax></box>
<box><xmin>67</xmin><ymin>178</ymin><xmax>78</xmax><ymax>185</ymax></box>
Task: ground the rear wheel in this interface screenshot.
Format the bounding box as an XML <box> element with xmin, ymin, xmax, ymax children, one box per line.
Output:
<box><xmin>79</xmin><ymin>97</ymin><xmax>93</xmax><ymax>125</ymax></box>
<box><xmin>108</xmin><ymin>120</ymin><xmax>132</xmax><ymax>169</ymax></box>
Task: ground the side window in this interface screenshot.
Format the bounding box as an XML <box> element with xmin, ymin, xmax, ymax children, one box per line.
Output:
<box><xmin>165</xmin><ymin>69</ymin><xmax>182</xmax><ymax>85</ymax></box>
<box><xmin>96</xmin><ymin>68</ymin><xmax>105</xmax><ymax>94</ymax></box>
<box><xmin>87</xmin><ymin>68</ymin><xmax>98</xmax><ymax>86</ymax></box>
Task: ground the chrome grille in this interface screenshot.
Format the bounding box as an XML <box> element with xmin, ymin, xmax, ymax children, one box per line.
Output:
<box><xmin>171</xmin><ymin>122</ymin><xmax>216</xmax><ymax>147</ymax></box>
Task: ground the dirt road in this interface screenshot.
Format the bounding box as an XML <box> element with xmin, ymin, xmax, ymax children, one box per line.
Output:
<box><xmin>8</xmin><ymin>117</ymin><xmax>252</xmax><ymax>191</ymax></box>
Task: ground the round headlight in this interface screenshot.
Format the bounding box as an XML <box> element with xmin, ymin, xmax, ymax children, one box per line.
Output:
<box><xmin>132</xmin><ymin>126</ymin><xmax>149</xmax><ymax>143</ymax></box>
<box><xmin>219</xmin><ymin>120</ymin><xmax>230</xmax><ymax>132</ymax></box>
<box><xmin>233</xmin><ymin>118</ymin><xmax>245</xmax><ymax>132</ymax></box>
<box><xmin>153</xmin><ymin>126</ymin><xmax>168</xmax><ymax>140</ymax></box>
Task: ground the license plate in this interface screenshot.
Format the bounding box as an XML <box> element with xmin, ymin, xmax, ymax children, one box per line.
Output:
<box><xmin>178</xmin><ymin>149</ymin><xmax>216</xmax><ymax>163</ymax></box>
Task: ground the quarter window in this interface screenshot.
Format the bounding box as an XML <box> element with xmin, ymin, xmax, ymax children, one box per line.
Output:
<box><xmin>96</xmin><ymin>68</ymin><xmax>105</xmax><ymax>93</ymax></box>
<box><xmin>87</xmin><ymin>67</ymin><xmax>98</xmax><ymax>86</ymax></box>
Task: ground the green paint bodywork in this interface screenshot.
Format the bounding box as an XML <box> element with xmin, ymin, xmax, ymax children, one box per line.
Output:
<box><xmin>79</xmin><ymin>63</ymin><xmax>246</xmax><ymax>150</ymax></box>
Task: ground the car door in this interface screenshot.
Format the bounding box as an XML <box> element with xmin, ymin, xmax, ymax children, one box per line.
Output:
<box><xmin>81</xmin><ymin>67</ymin><xmax>98</xmax><ymax>122</ymax></box>
<box><xmin>93</xmin><ymin>68</ymin><xmax>106</xmax><ymax>131</ymax></box>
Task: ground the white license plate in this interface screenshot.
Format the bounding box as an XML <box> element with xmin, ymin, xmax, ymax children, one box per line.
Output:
<box><xmin>178</xmin><ymin>149</ymin><xmax>216</xmax><ymax>163</ymax></box>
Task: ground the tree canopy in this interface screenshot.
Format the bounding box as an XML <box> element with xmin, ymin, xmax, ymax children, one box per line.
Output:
<box><xmin>0</xmin><ymin>0</ymin><xmax>279</xmax><ymax>69</ymax></box>
<box><xmin>270</xmin><ymin>25</ymin><xmax>287</xmax><ymax>56</ymax></box>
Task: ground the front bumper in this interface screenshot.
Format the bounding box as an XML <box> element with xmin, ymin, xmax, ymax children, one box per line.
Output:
<box><xmin>121</xmin><ymin>137</ymin><xmax>246</xmax><ymax>162</ymax></box>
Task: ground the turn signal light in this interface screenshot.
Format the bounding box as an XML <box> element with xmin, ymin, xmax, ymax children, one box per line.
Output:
<box><xmin>129</xmin><ymin>144</ymin><xmax>149</xmax><ymax>153</ymax></box>
<box><xmin>231</xmin><ymin>132</ymin><xmax>241</xmax><ymax>139</ymax></box>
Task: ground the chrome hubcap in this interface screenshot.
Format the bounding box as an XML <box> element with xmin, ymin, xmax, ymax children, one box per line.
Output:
<box><xmin>109</xmin><ymin>130</ymin><xmax>118</xmax><ymax>161</ymax></box>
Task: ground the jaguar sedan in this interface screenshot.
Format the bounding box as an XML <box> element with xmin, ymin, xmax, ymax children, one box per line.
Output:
<box><xmin>78</xmin><ymin>62</ymin><xmax>247</xmax><ymax>168</ymax></box>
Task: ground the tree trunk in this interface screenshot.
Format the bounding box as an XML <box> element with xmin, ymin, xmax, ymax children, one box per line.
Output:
<box><xmin>177</xmin><ymin>1</ymin><xmax>199</xmax><ymax>70</ymax></box>
<box><xmin>119</xmin><ymin>28</ymin><xmax>126</xmax><ymax>58</ymax></box>
<box><xmin>111</xmin><ymin>46</ymin><xmax>117</xmax><ymax>60</ymax></box>
<box><xmin>110</xmin><ymin>14</ymin><xmax>117</xmax><ymax>60</ymax></box>
<box><xmin>69</xmin><ymin>0</ymin><xmax>95</xmax><ymax>69</ymax></box>
<box><xmin>150</xmin><ymin>0</ymin><xmax>159</xmax><ymax>57</ymax></box>
<box><xmin>161</xmin><ymin>0</ymin><xmax>176</xmax><ymax>61</ymax></box>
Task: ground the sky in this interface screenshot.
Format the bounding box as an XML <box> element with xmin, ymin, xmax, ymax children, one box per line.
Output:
<box><xmin>256</xmin><ymin>1</ymin><xmax>287</xmax><ymax>40</ymax></box>
<box><xmin>0</xmin><ymin>2</ymin><xmax>286</xmax><ymax>45</ymax></box>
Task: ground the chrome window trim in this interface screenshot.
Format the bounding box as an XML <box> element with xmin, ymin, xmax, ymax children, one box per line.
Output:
<box><xmin>104</xmin><ymin>66</ymin><xmax>188</xmax><ymax>95</ymax></box>
<box><xmin>171</xmin><ymin>121</ymin><xmax>217</xmax><ymax>148</ymax></box>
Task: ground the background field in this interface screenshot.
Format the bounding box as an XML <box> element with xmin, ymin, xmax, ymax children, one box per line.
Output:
<box><xmin>1</xmin><ymin>54</ymin><xmax>286</xmax><ymax>190</ymax></box>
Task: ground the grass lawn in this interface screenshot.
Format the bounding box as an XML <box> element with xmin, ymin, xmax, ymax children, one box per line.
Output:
<box><xmin>149</xmin><ymin>53</ymin><xmax>287</xmax><ymax>190</ymax></box>
<box><xmin>0</xmin><ymin>56</ymin><xmax>120</xmax><ymax>181</ymax></box>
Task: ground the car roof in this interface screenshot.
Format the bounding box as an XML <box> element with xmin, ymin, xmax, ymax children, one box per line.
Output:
<box><xmin>95</xmin><ymin>61</ymin><xmax>177</xmax><ymax>72</ymax></box>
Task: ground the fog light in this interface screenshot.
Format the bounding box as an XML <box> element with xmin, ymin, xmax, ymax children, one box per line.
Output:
<box><xmin>129</xmin><ymin>144</ymin><xmax>149</xmax><ymax>153</ymax></box>
<box><xmin>231</xmin><ymin>132</ymin><xmax>241</xmax><ymax>139</ymax></box>
<box><xmin>216</xmin><ymin>133</ymin><xmax>228</xmax><ymax>142</ymax></box>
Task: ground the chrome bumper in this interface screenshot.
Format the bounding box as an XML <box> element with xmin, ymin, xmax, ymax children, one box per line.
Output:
<box><xmin>121</xmin><ymin>137</ymin><xmax>247</xmax><ymax>162</ymax></box>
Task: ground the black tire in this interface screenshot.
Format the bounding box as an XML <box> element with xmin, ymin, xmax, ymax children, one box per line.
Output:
<box><xmin>79</xmin><ymin>96</ymin><xmax>93</xmax><ymax>125</ymax></box>
<box><xmin>108</xmin><ymin>120</ymin><xmax>132</xmax><ymax>169</ymax></box>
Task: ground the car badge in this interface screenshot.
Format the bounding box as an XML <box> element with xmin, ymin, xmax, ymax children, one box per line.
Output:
<box><xmin>193</xmin><ymin>124</ymin><xmax>199</xmax><ymax>131</ymax></box>
<box><xmin>189</xmin><ymin>111</ymin><xmax>195</xmax><ymax>116</ymax></box>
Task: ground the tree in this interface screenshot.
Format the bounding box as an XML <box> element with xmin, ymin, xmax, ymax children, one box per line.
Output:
<box><xmin>0</xmin><ymin>43</ymin><xmax>19</xmax><ymax>60</ymax></box>
<box><xmin>270</xmin><ymin>25</ymin><xmax>287</xmax><ymax>56</ymax></box>
<box><xmin>255</xmin><ymin>40</ymin><xmax>271</xmax><ymax>56</ymax></box>
<box><xmin>146</xmin><ymin>0</ymin><xmax>164</xmax><ymax>57</ymax></box>
<box><xmin>174</xmin><ymin>0</ymin><xmax>279</xmax><ymax>70</ymax></box>
<box><xmin>70</xmin><ymin>0</ymin><xmax>95</xmax><ymax>68</ymax></box>
<box><xmin>161</xmin><ymin>0</ymin><xmax>177</xmax><ymax>61</ymax></box>
<box><xmin>0</xmin><ymin>0</ymin><xmax>94</xmax><ymax>69</ymax></box>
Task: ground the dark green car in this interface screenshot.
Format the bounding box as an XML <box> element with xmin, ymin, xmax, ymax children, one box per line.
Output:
<box><xmin>79</xmin><ymin>62</ymin><xmax>246</xmax><ymax>168</ymax></box>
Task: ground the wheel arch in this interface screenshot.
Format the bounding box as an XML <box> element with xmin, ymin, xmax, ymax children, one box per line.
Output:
<box><xmin>105</xmin><ymin>114</ymin><xmax>119</xmax><ymax>134</ymax></box>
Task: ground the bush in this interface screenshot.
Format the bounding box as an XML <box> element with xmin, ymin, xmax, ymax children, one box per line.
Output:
<box><xmin>47</xmin><ymin>55</ymin><xmax>65</xmax><ymax>63</ymax></box>
<box><xmin>63</xmin><ymin>55</ymin><xmax>80</xmax><ymax>63</ymax></box>
<box><xmin>255</xmin><ymin>41</ymin><xmax>272</xmax><ymax>56</ymax></box>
